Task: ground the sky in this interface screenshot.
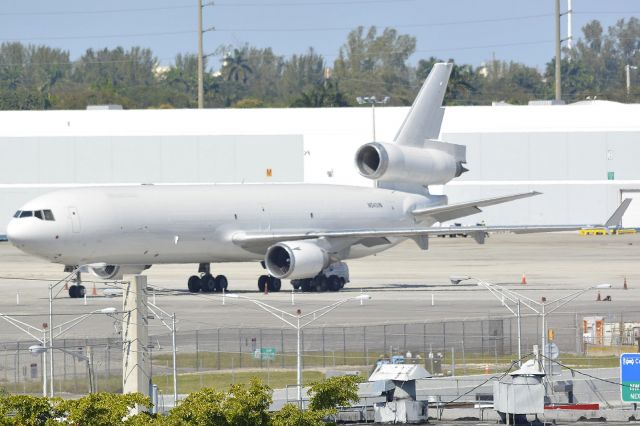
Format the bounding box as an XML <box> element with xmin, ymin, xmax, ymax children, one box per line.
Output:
<box><xmin>1</xmin><ymin>0</ymin><xmax>639</xmax><ymax>72</ymax></box>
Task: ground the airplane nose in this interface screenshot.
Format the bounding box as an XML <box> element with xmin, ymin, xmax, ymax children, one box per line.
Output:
<box><xmin>6</xmin><ymin>218</ymin><xmax>38</xmax><ymax>246</ymax></box>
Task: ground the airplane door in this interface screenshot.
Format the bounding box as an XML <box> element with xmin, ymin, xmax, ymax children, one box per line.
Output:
<box><xmin>68</xmin><ymin>207</ymin><xmax>81</xmax><ymax>233</ymax></box>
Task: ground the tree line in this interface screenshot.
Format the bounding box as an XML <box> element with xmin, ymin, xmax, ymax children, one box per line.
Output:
<box><xmin>0</xmin><ymin>375</ymin><xmax>360</xmax><ymax>425</ymax></box>
<box><xmin>0</xmin><ymin>18</ymin><xmax>639</xmax><ymax>110</ymax></box>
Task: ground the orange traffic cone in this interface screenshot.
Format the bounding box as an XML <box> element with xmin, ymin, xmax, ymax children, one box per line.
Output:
<box><xmin>484</xmin><ymin>364</ymin><xmax>489</xmax><ymax>374</ymax></box>
<box><xmin>597</xmin><ymin>291</ymin><xmax>601</xmax><ymax>301</ymax></box>
<box><xmin>624</xmin><ymin>277</ymin><xmax>628</xmax><ymax>290</ymax></box>
<box><xmin>64</xmin><ymin>281</ymin><xmax>68</xmax><ymax>290</ymax></box>
<box><xmin>521</xmin><ymin>273</ymin><xmax>527</xmax><ymax>285</ymax></box>
<box><xmin>92</xmin><ymin>283</ymin><xmax>97</xmax><ymax>296</ymax></box>
<box><xmin>264</xmin><ymin>281</ymin><xmax>269</xmax><ymax>295</ymax></box>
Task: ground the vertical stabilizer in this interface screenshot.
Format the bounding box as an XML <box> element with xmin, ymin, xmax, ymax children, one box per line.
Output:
<box><xmin>394</xmin><ymin>63</ymin><xmax>453</xmax><ymax>146</ymax></box>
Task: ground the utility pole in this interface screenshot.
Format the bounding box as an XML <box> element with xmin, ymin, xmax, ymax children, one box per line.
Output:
<box><xmin>566</xmin><ymin>0</ymin><xmax>573</xmax><ymax>50</ymax></box>
<box><xmin>197</xmin><ymin>0</ymin><xmax>204</xmax><ymax>109</ymax></box>
<box><xmin>555</xmin><ymin>0</ymin><xmax>562</xmax><ymax>101</ymax></box>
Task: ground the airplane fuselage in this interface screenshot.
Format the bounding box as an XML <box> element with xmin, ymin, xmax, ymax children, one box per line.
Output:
<box><xmin>7</xmin><ymin>184</ymin><xmax>442</xmax><ymax>266</ymax></box>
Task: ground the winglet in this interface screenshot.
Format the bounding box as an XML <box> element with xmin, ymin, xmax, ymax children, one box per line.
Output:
<box><xmin>604</xmin><ymin>198</ymin><xmax>632</xmax><ymax>227</ymax></box>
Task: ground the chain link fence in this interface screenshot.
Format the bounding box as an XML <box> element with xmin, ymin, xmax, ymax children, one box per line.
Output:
<box><xmin>1</xmin><ymin>309</ymin><xmax>637</xmax><ymax>396</ymax></box>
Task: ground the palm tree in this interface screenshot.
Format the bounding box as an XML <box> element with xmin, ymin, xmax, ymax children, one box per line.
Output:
<box><xmin>223</xmin><ymin>48</ymin><xmax>253</xmax><ymax>84</ymax></box>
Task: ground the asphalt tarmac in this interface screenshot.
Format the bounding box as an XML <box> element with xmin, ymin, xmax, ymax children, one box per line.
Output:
<box><xmin>0</xmin><ymin>232</ymin><xmax>638</xmax><ymax>342</ymax></box>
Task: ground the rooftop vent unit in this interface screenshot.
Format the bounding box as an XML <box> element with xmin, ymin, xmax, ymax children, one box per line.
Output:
<box><xmin>367</xmin><ymin>363</ymin><xmax>431</xmax><ymax>424</ymax></box>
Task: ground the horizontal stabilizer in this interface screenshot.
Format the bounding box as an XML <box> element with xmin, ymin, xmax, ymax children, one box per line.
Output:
<box><xmin>411</xmin><ymin>191</ymin><xmax>541</xmax><ymax>223</ymax></box>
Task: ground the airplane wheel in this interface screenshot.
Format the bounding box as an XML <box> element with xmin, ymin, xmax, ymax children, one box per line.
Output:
<box><xmin>339</xmin><ymin>277</ymin><xmax>346</xmax><ymax>288</ymax></box>
<box><xmin>300</xmin><ymin>279</ymin><xmax>312</xmax><ymax>292</ymax></box>
<box><xmin>314</xmin><ymin>276</ymin><xmax>328</xmax><ymax>292</ymax></box>
<box><xmin>258</xmin><ymin>275</ymin><xmax>269</xmax><ymax>292</ymax></box>
<box><xmin>291</xmin><ymin>280</ymin><xmax>301</xmax><ymax>290</ymax></box>
<box><xmin>268</xmin><ymin>277</ymin><xmax>281</xmax><ymax>292</ymax></box>
<box><xmin>328</xmin><ymin>275</ymin><xmax>341</xmax><ymax>292</ymax></box>
<box><xmin>69</xmin><ymin>286</ymin><xmax>80</xmax><ymax>298</ymax></box>
<box><xmin>188</xmin><ymin>275</ymin><xmax>202</xmax><ymax>293</ymax></box>
<box><xmin>77</xmin><ymin>285</ymin><xmax>86</xmax><ymax>298</ymax></box>
<box><xmin>215</xmin><ymin>275</ymin><xmax>228</xmax><ymax>292</ymax></box>
<box><xmin>201</xmin><ymin>274</ymin><xmax>215</xmax><ymax>292</ymax></box>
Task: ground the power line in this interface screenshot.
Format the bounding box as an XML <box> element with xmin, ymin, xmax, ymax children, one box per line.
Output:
<box><xmin>0</xmin><ymin>14</ymin><xmax>554</xmax><ymax>42</ymax></box>
<box><xmin>0</xmin><ymin>4</ymin><xmax>200</xmax><ymax>17</ymax></box>
<box><xmin>0</xmin><ymin>0</ymin><xmax>417</xmax><ymax>16</ymax></box>
<box><xmin>213</xmin><ymin>14</ymin><xmax>554</xmax><ymax>33</ymax></box>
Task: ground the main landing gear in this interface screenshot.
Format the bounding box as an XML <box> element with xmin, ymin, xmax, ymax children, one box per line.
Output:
<box><xmin>257</xmin><ymin>275</ymin><xmax>281</xmax><ymax>292</ymax></box>
<box><xmin>187</xmin><ymin>263</ymin><xmax>228</xmax><ymax>293</ymax></box>
<box><xmin>291</xmin><ymin>274</ymin><xmax>345</xmax><ymax>292</ymax></box>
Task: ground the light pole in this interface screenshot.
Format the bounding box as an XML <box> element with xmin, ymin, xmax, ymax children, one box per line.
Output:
<box><xmin>458</xmin><ymin>276</ymin><xmax>610</xmax><ymax>368</ymax></box>
<box><xmin>626</xmin><ymin>64</ymin><xmax>638</xmax><ymax>97</ymax></box>
<box><xmin>29</xmin><ymin>344</ymin><xmax>96</xmax><ymax>394</ymax></box>
<box><xmin>356</xmin><ymin>96</ymin><xmax>390</xmax><ymax>141</ymax></box>
<box><xmin>49</xmin><ymin>262</ymin><xmax>107</xmax><ymax>396</ymax></box>
<box><xmin>457</xmin><ymin>276</ymin><xmax>525</xmax><ymax>366</ymax></box>
<box><xmin>146</xmin><ymin>301</ymin><xmax>179</xmax><ymax>405</ymax></box>
<box><xmin>226</xmin><ymin>293</ymin><xmax>371</xmax><ymax>406</ymax></box>
<box><xmin>0</xmin><ymin>307</ymin><xmax>115</xmax><ymax>396</ymax></box>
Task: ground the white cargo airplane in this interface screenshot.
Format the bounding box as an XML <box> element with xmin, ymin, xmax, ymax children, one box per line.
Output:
<box><xmin>6</xmin><ymin>63</ymin><xmax>631</xmax><ymax>298</ymax></box>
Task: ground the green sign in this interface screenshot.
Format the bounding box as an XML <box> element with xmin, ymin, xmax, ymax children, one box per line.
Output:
<box><xmin>254</xmin><ymin>347</ymin><xmax>277</xmax><ymax>361</ymax></box>
<box><xmin>608</xmin><ymin>171</ymin><xmax>615</xmax><ymax>180</ymax></box>
<box><xmin>621</xmin><ymin>353</ymin><xmax>640</xmax><ymax>402</ymax></box>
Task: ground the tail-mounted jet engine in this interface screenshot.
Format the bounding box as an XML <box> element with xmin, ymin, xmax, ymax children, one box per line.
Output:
<box><xmin>355</xmin><ymin>140</ymin><xmax>467</xmax><ymax>186</ymax></box>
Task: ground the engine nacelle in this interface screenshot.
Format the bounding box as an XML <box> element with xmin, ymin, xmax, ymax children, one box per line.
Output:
<box><xmin>265</xmin><ymin>240</ymin><xmax>330</xmax><ymax>279</ymax></box>
<box><xmin>88</xmin><ymin>264</ymin><xmax>149</xmax><ymax>280</ymax></box>
<box><xmin>355</xmin><ymin>141</ymin><xmax>466</xmax><ymax>186</ymax></box>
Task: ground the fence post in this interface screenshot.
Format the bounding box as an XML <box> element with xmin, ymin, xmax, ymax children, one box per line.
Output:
<box><xmin>423</xmin><ymin>323</ymin><xmax>427</xmax><ymax>369</ymax></box>
<box><xmin>383</xmin><ymin>325</ymin><xmax>387</xmax><ymax>356</ymax></box>
<box><xmin>322</xmin><ymin>328</ymin><xmax>326</xmax><ymax>368</ymax></box>
<box><xmin>281</xmin><ymin>329</ymin><xmax>285</xmax><ymax>369</ymax></box>
<box><xmin>239</xmin><ymin>328</ymin><xmax>242</xmax><ymax>369</ymax></box>
<box><xmin>403</xmin><ymin>323</ymin><xmax>407</xmax><ymax>352</ymax></box>
<box><xmin>508</xmin><ymin>318</ymin><xmax>512</xmax><ymax>355</ymax></box>
<box><xmin>442</xmin><ymin>322</ymin><xmax>446</xmax><ymax>353</ymax></box>
<box><xmin>195</xmin><ymin>330</ymin><xmax>200</xmax><ymax>371</ymax></box>
<box><xmin>363</xmin><ymin>326</ymin><xmax>368</xmax><ymax>366</ymax></box>
<box><xmin>343</xmin><ymin>327</ymin><xmax>346</xmax><ymax>366</ymax></box>
<box><xmin>217</xmin><ymin>328</ymin><xmax>221</xmax><ymax>370</ymax></box>
<box><xmin>481</xmin><ymin>320</ymin><xmax>485</xmax><ymax>355</ymax></box>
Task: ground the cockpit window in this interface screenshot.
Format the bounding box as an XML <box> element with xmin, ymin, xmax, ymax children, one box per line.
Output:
<box><xmin>14</xmin><ymin>209</ymin><xmax>55</xmax><ymax>220</ymax></box>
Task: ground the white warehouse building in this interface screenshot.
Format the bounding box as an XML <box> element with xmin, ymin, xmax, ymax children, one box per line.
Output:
<box><xmin>1</xmin><ymin>100</ymin><xmax>639</xmax><ymax>238</ymax></box>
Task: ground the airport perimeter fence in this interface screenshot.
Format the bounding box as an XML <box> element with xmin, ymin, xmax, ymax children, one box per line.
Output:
<box><xmin>0</xmin><ymin>309</ymin><xmax>637</xmax><ymax>396</ymax></box>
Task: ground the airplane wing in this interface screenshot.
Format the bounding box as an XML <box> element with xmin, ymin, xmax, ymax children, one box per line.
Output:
<box><xmin>231</xmin><ymin>199</ymin><xmax>631</xmax><ymax>249</ymax></box>
<box><xmin>411</xmin><ymin>191</ymin><xmax>541</xmax><ymax>223</ymax></box>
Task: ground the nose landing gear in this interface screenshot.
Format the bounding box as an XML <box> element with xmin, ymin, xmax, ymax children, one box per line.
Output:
<box><xmin>67</xmin><ymin>271</ymin><xmax>86</xmax><ymax>299</ymax></box>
